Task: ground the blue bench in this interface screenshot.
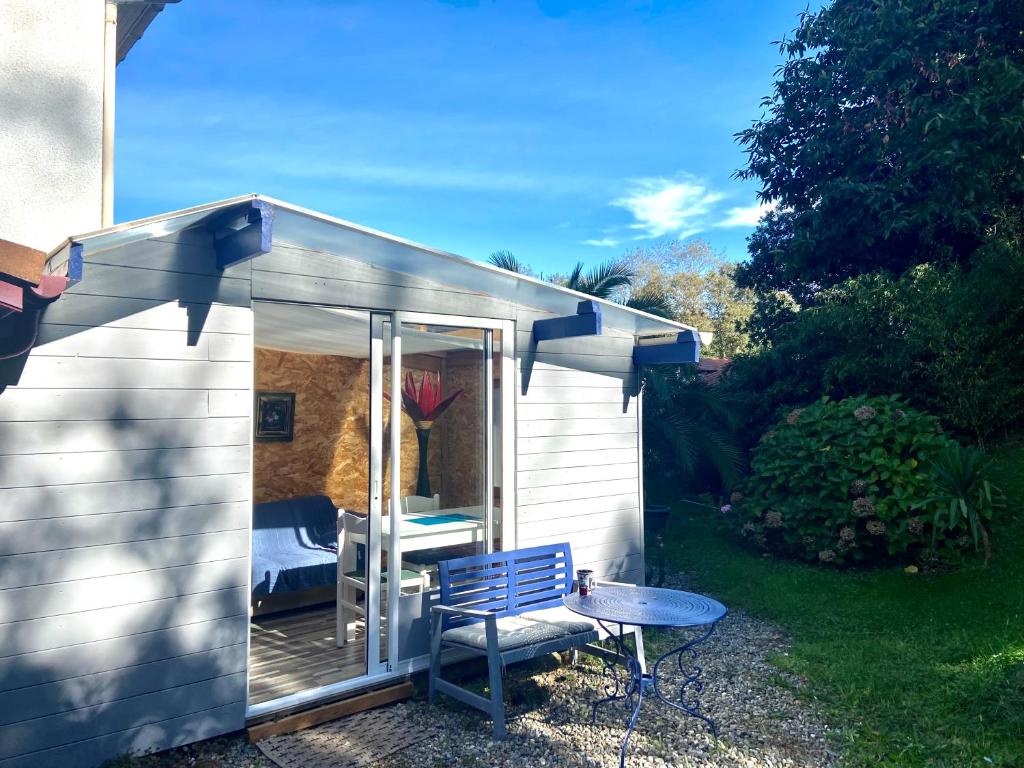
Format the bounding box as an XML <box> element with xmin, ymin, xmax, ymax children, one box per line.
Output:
<box><xmin>428</xmin><ymin>543</ymin><xmax>600</xmax><ymax>739</ymax></box>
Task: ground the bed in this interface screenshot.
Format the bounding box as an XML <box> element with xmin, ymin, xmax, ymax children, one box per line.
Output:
<box><xmin>250</xmin><ymin>495</ymin><xmax>346</xmax><ymax>609</ymax></box>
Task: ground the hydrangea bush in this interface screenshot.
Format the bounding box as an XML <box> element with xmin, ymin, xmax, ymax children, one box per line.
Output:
<box><xmin>727</xmin><ymin>395</ymin><xmax>967</xmax><ymax>565</ymax></box>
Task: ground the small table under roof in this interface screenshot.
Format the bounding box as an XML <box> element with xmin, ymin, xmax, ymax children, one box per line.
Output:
<box><xmin>563</xmin><ymin>585</ymin><xmax>728</xmax><ymax>768</ymax></box>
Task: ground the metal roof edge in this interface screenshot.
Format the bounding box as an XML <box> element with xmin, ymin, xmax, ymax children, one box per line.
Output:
<box><xmin>53</xmin><ymin>193</ymin><xmax>694</xmax><ymax>335</ymax></box>
<box><xmin>258</xmin><ymin>195</ymin><xmax>695</xmax><ymax>335</ymax></box>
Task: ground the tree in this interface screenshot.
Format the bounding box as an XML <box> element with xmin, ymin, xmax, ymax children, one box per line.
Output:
<box><xmin>563</xmin><ymin>260</ymin><xmax>634</xmax><ymax>299</ymax></box>
<box><xmin>624</xmin><ymin>239</ymin><xmax>755</xmax><ymax>357</ymax></box>
<box><xmin>642</xmin><ymin>366</ymin><xmax>745</xmax><ymax>493</ymax></box>
<box><xmin>735</xmin><ymin>0</ymin><xmax>1024</xmax><ymax>304</ymax></box>
<box><xmin>719</xmin><ymin>249</ymin><xmax>1024</xmax><ymax>447</ymax></box>
<box><xmin>487</xmin><ymin>250</ymin><xmax>530</xmax><ymax>275</ymax></box>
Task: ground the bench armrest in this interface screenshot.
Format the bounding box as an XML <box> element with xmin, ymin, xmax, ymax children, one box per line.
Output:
<box><xmin>431</xmin><ymin>604</ymin><xmax>494</xmax><ymax>619</ymax></box>
<box><xmin>595</xmin><ymin>579</ymin><xmax>638</xmax><ymax>588</ymax></box>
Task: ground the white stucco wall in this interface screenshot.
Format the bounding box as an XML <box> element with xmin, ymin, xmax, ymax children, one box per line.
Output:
<box><xmin>0</xmin><ymin>0</ymin><xmax>105</xmax><ymax>252</ymax></box>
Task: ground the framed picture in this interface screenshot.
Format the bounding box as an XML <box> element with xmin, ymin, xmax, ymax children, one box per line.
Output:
<box><xmin>254</xmin><ymin>391</ymin><xmax>295</xmax><ymax>442</ymax></box>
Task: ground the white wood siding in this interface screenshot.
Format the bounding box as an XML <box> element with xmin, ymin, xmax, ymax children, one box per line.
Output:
<box><xmin>0</xmin><ymin>220</ymin><xmax>652</xmax><ymax>766</ymax></box>
<box><xmin>514</xmin><ymin>313</ymin><xmax>643</xmax><ymax>584</ymax></box>
<box><xmin>0</xmin><ymin>229</ymin><xmax>252</xmax><ymax>768</ymax></box>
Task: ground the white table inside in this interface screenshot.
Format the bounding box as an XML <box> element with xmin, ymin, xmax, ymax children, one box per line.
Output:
<box><xmin>336</xmin><ymin>506</ymin><xmax>499</xmax><ymax>644</ymax></box>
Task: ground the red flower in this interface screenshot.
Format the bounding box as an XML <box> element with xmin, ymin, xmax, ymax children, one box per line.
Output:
<box><xmin>388</xmin><ymin>371</ymin><xmax>464</xmax><ymax>425</ymax></box>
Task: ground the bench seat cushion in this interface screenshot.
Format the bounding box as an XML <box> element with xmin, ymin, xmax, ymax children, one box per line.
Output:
<box><xmin>521</xmin><ymin>605</ymin><xmax>598</xmax><ymax>632</ymax></box>
<box><xmin>441</xmin><ymin>608</ymin><xmax>596</xmax><ymax>652</ymax></box>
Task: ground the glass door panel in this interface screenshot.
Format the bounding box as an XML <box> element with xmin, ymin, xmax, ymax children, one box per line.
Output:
<box><xmin>399</xmin><ymin>323</ymin><xmax>488</xmax><ymax>563</ymax></box>
<box><xmin>386</xmin><ymin>318</ymin><xmax>505</xmax><ymax>664</ymax></box>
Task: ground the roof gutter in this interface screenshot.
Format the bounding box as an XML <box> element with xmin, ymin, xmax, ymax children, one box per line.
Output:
<box><xmin>0</xmin><ymin>276</ymin><xmax>69</xmax><ymax>360</ymax></box>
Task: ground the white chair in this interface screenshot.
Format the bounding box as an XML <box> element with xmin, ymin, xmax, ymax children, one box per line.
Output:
<box><xmin>401</xmin><ymin>494</ymin><xmax>441</xmax><ymax>514</ymax></box>
<box><xmin>336</xmin><ymin>510</ymin><xmax>430</xmax><ymax>646</ymax></box>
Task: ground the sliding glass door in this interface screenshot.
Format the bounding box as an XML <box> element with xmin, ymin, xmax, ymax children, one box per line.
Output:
<box><xmin>368</xmin><ymin>312</ymin><xmax>513</xmax><ymax>672</ymax></box>
<box><xmin>248</xmin><ymin>305</ymin><xmax>512</xmax><ymax>714</ymax></box>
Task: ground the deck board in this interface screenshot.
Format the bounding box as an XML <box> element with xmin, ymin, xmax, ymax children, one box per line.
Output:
<box><xmin>248</xmin><ymin>605</ymin><xmax>369</xmax><ymax>706</ymax></box>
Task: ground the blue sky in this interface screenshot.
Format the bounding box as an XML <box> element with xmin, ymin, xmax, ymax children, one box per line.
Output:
<box><xmin>116</xmin><ymin>1</ymin><xmax>809</xmax><ymax>275</ymax></box>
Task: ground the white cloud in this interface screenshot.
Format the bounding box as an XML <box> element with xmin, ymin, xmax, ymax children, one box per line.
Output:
<box><xmin>716</xmin><ymin>200</ymin><xmax>777</xmax><ymax>228</ymax></box>
<box><xmin>611</xmin><ymin>176</ymin><xmax>725</xmax><ymax>239</ymax></box>
<box><xmin>582</xmin><ymin>236</ymin><xmax>621</xmax><ymax>247</ymax></box>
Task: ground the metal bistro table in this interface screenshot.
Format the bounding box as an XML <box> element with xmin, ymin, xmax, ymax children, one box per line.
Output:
<box><xmin>563</xmin><ymin>585</ymin><xmax>728</xmax><ymax>767</ymax></box>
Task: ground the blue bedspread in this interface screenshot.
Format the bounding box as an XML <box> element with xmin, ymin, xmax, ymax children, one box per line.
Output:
<box><xmin>251</xmin><ymin>495</ymin><xmax>339</xmax><ymax>597</ymax></box>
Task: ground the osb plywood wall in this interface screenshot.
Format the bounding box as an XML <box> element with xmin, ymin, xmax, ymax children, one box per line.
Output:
<box><xmin>253</xmin><ymin>348</ymin><xmax>442</xmax><ymax>511</ymax></box>
<box><xmin>441</xmin><ymin>359</ymin><xmax>485</xmax><ymax>508</ymax></box>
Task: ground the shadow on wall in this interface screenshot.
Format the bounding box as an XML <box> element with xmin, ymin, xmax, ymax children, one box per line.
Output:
<box><xmin>0</xmin><ymin>343</ymin><xmax>250</xmax><ymax>766</ymax></box>
<box><xmin>0</xmin><ymin>226</ymin><xmax>234</xmax><ymax>392</ymax></box>
<box><xmin>3</xmin><ymin>66</ymin><xmax>98</xmax><ymax>173</ymax></box>
<box><xmin>518</xmin><ymin>335</ymin><xmax>639</xmax><ymax>410</ymax></box>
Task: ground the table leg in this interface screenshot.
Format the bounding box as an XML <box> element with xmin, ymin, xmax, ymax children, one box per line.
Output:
<box><xmin>590</xmin><ymin>620</ymin><xmax>641</xmax><ymax>722</ymax></box>
<box><xmin>588</xmin><ymin>621</ymin><xmax>719</xmax><ymax>768</ymax></box>
<box><xmin>591</xmin><ymin>620</ymin><xmax>645</xmax><ymax>768</ymax></box>
<box><xmin>651</xmin><ymin>622</ymin><xmax>719</xmax><ymax>737</ymax></box>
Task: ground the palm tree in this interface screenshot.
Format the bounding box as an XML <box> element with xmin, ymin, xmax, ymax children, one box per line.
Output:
<box><xmin>643</xmin><ymin>367</ymin><xmax>745</xmax><ymax>491</ymax></box>
<box><xmin>488</xmin><ymin>252</ymin><xmax>676</xmax><ymax>320</ymax></box>
<box><xmin>565</xmin><ymin>260</ymin><xmax>635</xmax><ymax>299</ymax></box>
<box><xmin>487</xmin><ymin>250</ymin><xmax>525</xmax><ymax>273</ymax></box>
<box><xmin>623</xmin><ymin>288</ymin><xmax>674</xmax><ymax>319</ymax></box>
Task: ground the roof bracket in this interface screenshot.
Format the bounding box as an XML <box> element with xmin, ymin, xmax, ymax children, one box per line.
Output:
<box><xmin>213</xmin><ymin>200</ymin><xmax>274</xmax><ymax>270</ymax></box>
<box><xmin>632</xmin><ymin>330</ymin><xmax>701</xmax><ymax>366</ymax></box>
<box><xmin>532</xmin><ymin>299</ymin><xmax>602</xmax><ymax>343</ymax></box>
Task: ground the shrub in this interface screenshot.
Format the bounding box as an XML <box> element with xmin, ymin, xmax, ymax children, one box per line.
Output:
<box><xmin>920</xmin><ymin>442</ymin><xmax>1006</xmax><ymax>567</ymax></box>
<box><xmin>728</xmin><ymin>395</ymin><xmax>982</xmax><ymax>565</ymax></box>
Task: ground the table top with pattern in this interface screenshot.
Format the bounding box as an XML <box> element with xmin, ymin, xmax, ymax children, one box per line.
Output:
<box><xmin>563</xmin><ymin>585</ymin><xmax>727</xmax><ymax>628</ymax></box>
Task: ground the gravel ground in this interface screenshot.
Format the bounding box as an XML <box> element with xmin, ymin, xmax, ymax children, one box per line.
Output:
<box><xmin>119</xmin><ymin>572</ymin><xmax>837</xmax><ymax>768</ymax></box>
<box><xmin>382</xmin><ymin>571</ymin><xmax>837</xmax><ymax>768</ymax></box>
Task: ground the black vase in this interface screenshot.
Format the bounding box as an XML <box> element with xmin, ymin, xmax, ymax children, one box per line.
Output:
<box><xmin>415</xmin><ymin>427</ymin><xmax>432</xmax><ymax>497</ymax></box>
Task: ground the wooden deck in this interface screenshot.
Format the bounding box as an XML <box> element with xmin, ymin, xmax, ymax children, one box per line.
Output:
<box><xmin>248</xmin><ymin>605</ymin><xmax>369</xmax><ymax>706</ymax></box>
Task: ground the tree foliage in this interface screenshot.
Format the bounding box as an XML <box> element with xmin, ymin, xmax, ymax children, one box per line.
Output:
<box><xmin>559</xmin><ymin>259</ymin><xmax>634</xmax><ymax>299</ymax></box>
<box><xmin>721</xmin><ymin>0</ymin><xmax>1024</xmax><ymax>449</ymax></box>
<box><xmin>643</xmin><ymin>366</ymin><xmax>745</xmax><ymax>494</ymax></box>
<box><xmin>735</xmin><ymin>0</ymin><xmax>1024</xmax><ymax>303</ymax></box>
<box><xmin>624</xmin><ymin>239</ymin><xmax>755</xmax><ymax>357</ymax></box>
<box><xmin>487</xmin><ymin>250</ymin><xmax>528</xmax><ymax>274</ymax></box>
<box><xmin>719</xmin><ymin>247</ymin><xmax>1024</xmax><ymax>447</ymax></box>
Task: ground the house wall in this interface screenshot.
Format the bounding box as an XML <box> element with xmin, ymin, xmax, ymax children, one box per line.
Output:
<box><xmin>514</xmin><ymin>313</ymin><xmax>644</xmax><ymax>584</ymax></box>
<box><xmin>0</xmin><ymin>0</ymin><xmax>105</xmax><ymax>251</ymax></box>
<box><xmin>0</xmin><ymin>228</ymin><xmax>253</xmax><ymax>768</ymax></box>
<box><xmin>0</xmin><ymin>217</ymin><xmax>646</xmax><ymax>766</ymax></box>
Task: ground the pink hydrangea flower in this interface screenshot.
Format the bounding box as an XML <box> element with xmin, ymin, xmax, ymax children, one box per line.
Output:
<box><xmin>854</xmin><ymin>405</ymin><xmax>877</xmax><ymax>421</ymax></box>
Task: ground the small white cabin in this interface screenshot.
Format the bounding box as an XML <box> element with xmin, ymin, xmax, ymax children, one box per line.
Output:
<box><xmin>0</xmin><ymin>194</ymin><xmax>699</xmax><ymax>768</ymax></box>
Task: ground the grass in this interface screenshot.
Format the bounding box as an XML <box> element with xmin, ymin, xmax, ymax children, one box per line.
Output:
<box><xmin>661</xmin><ymin>443</ymin><xmax>1024</xmax><ymax>768</ymax></box>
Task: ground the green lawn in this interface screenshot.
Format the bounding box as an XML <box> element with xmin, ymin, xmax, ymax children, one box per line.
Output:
<box><xmin>662</xmin><ymin>444</ymin><xmax>1024</xmax><ymax>768</ymax></box>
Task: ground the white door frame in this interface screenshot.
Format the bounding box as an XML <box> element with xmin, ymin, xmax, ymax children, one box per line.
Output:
<box><xmin>245</xmin><ymin>306</ymin><xmax>515</xmax><ymax>717</ymax></box>
<box><xmin>382</xmin><ymin>311</ymin><xmax>515</xmax><ymax>668</ymax></box>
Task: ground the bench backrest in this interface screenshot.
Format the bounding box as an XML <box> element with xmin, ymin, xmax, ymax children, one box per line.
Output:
<box><xmin>438</xmin><ymin>543</ymin><xmax>575</xmax><ymax>629</ymax></box>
